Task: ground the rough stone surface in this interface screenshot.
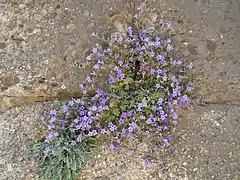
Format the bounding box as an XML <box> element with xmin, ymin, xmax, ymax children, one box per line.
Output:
<box><xmin>0</xmin><ymin>0</ymin><xmax>239</xmax><ymax>180</ymax></box>
<box><xmin>0</xmin><ymin>0</ymin><xmax>141</xmax><ymax>109</ymax></box>
<box><xmin>170</xmin><ymin>105</ymin><xmax>240</xmax><ymax>180</ymax></box>
<box><xmin>163</xmin><ymin>0</ymin><xmax>240</xmax><ymax>104</ymax></box>
<box><xmin>0</xmin><ymin>103</ymin><xmax>50</xmax><ymax>180</ymax></box>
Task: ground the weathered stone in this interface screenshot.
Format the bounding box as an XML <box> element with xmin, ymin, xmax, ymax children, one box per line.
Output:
<box><xmin>187</xmin><ymin>44</ymin><xmax>197</xmax><ymax>55</ymax></box>
<box><xmin>1</xmin><ymin>76</ymin><xmax>20</xmax><ymax>87</ymax></box>
<box><xmin>207</xmin><ymin>39</ymin><xmax>217</xmax><ymax>52</ymax></box>
<box><xmin>110</xmin><ymin>12</ymin><xmax>134</xmax><ymax>32</ymax></box>
<box><xmin>173</xmin><ymin>105</ymin><xmax>240</xmax><ymax>180</ymax></box>
<box><xmin>0</xmin><ymin>42</ymin><xmax>7</xmax><ymax>49</ymax></box>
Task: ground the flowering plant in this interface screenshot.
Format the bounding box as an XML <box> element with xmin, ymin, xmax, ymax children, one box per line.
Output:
<box><xmin>33</xmin><ymin>14</ymin><xmax>193</xmax><ymax>180</ymax></box>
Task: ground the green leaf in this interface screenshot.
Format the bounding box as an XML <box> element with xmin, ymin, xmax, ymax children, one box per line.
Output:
<box><xmin>141</xmin><ymin>97</ymin><xmax>147</xmax><ymax>103</ymax></box>
<box><xmin>52</xmin><ymin>149</ymin><xmax>62</xmax><ymax>157</ymax></box>
<box><xmin>66</xmin><ymin>154</ymin><xmax>70</xmax><ymax>169</ymax></box>
<box><xmin>123</xmin><ymin>77</ymin><xmax>134</xmax><ymax>85</ymax></box>
<box><xmin>44</xmin><ymin>164</ymin><xmax>52</xmax><ymax>179</ymax></box>
<box><xmin>56</xmin><ymin>174</ymin><xmax>63</xmax><ymax>180</ymax></box>
<box><xmin>152</xmin><ymin>91</ymin><xmax>165</xmax><ymax>99</ymax></box>
<box><xmin>71</xmin><ymin>160</ymin><xmax>77</xmax><ymax>171</ymax></box>
<box><xmin>77</xmin><ymin>157</ymin><xmax>83</xmax><ymax>168</ymax></box>
<box><xmin>112</xmin><ymin>108</ymin><xmax>120</xmax><ymax>116</ymax></box>
<box><xmin>71</xmin><ymin>152</ymin><xmax>77</xmax><ymax>171</ymax></box>
<box><xmin>66</xmin><ymin>169</ymin><xmax>71</xmax><ymax>180</ymax></box>
<box><xmin>124</xmin><ymin>84</ymin><xmax>129</xmax><ymax>90</ymax></box>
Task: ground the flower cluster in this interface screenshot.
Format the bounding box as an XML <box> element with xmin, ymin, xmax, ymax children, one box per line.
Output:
<box><xmin>40</xmin><ymin>21</ymin><xmax>193</xmax><ymax>156</ymax></box>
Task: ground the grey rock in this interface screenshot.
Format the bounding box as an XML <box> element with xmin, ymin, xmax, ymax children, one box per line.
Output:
<box><xmin>0</xmin><ymin>42</ymin><xmax>7</xmax><ymax>49</ymax></box>
<box><xmin>207</xmin><ymin>39</ymin><xmax>217</xmax><ymax>52</ymax></box>
<box><xmin>172</xmin><ymin>105</ymin><xmax>240</xmax><ymax>180</ymax></box>
<box><xmin>1</xmin><ymin>75</ymin><xmax>20</xmax><ymax>87</ymax></box>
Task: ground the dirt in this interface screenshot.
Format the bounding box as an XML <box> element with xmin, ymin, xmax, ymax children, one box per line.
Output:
<box><xmin>0</xmin><ymin>0</ymin><xmax>239</xmax><ymax>180</ymax></box>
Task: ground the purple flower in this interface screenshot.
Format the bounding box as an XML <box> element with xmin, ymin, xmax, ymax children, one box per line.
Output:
<box><xmin>92</xmin><ymin>47</ymin><xmax>98</xmax><ymax>53</ymax></box>
<box><xmin>157</xmin><ymin>98</ymin><xmax>163</xmax><ymax>105</ymax></box>
<box><xmin>180</xmin><ymin>95</ymin><xmax>190</xmax><ymax>107</ymax></box>
<box><xmin>79</xmin><ymin>84</ymin><xmax>84</xmax><ymax>89</ymax></box>
<box><xmin>165</xmin><ymin>23</ymin><xmax>172</xmax><ymax>29</ymax></box>
<box><xmin>82</xmin><ymin>90</ymin><xmax>87</xmax><ymax>95</ymax></box>
<box><xmin>153</xmin><ymin>145</ymin><xmax>159</xmax><ymax>151</ymax></box>
<box><xmin>47</xmin><ymin>133</ymin><xmax>53</xmax><ymax>140</ymax></box>
<box><xmin>145</xmin><ymin>130</ymin><xmax>150</xmax><ymax>135</ymax></box>
<box><xmin>71</xmin><ymin>140</ymin><xmax>76</xmax><ymax>145</ymax></box>
<box><xmin>182</xmin><ymin>95</ymin><xmax>189</xmax><ymax>101</ymax></box>
<box><xmin>146</xmin><ymin>118</ymin><xmax>152</xmax><ymax>125</ymax></box>
<box><xmin>118</xmin><ymin>35</ymin><xmax>123</xmax><ymax>42</ymax></box>
<box><xmin>91</xmin><ymin>106</ymin><xmax>97</xmax><ymax>111</ymax></box>
<box><xmin>62</xmin><ymin>104</ymin><xmax>68</xmax><ymax>112</ymax></box>
<box><xmin>167</xmin><ymin>44</ymin><xmax>172</xmax><ymax>51</ymax></box>
<box><xmin>127</xmin><ymin>27</ymin><xmax>133</xmax><ymax>34</ymax></box>
<box><xmin>49</xmin><ymin>109</ymin><xmax>56</xmax><ymax>116</ymax></box>
<box><xmin>144</xmin><ymin>159</ymin><xmax>152</xmax><ymax>167</ymax></box>
<box><xmin>188</xmin><ymin>62</ymin><xmax>194</xmax><ymax>69</ymax></box>
<box><xmin>76</xmin><ymin>124</ymin><xmax>81</xmax><ymax>130</ymax></box>
<box><xmin>113</xmin><ymin>66</ymin><xmax>119</xmax><ymax>71</ymax></box>
<box><xmin>118</xmin><ymin>118</ymin><xmax>125</xmax><ymax>125</ymax></box>
<box><xmin>50</xmin><ymin>117</ymin><xmax>55</xmax><ymax>123</ymax></box>
<box><xmin>109</xmin><ymin>103</ymin><xmax>114</xmax><ymax>108</ymax></box>
<box><xmin>108</xmin><ymin>76</ymin><xmax>116</xmax><ymax>84</ymax></box>
<box><xmin>126</xmin><ymin>111</ymin><xmax>132</xmax><ymax>117</ymax></box>
<box><xmin>166</xmin><ymin>38</ymin><xmax>171</xmax><ymax>44</ymax></box>
<box><xmin>74</xmin><ymin>119</ymin><xmax>79</xmax><ymax>124</ymax></box>
<box><xmin>139</xmin><ymin>32</ymin><xmax>146</xmax><ymax>40</ymax></box>
<box><xmin>156</xmin><ymin>36</ymin><xmax>160</xmax><ymax>41</ymax></box>
<box><xmin>156</xmin><ymin>84</ymin><xmax>161</xmax><ymax>89</ymax></box>
<box><xmin>144</xmin><ymin>37</ymin><xmax>150</xmax><ymax>42</ymax></box>
<box><xmin>86</xmin><ymin>76</ymin><xmax>92</xmax><ymax>82</ymax></box>
<box><xmin>150</xmin><ymin>68</ymin><xmax>156</xmax><ymax>74</ymax></box>
<box><xmin>150</xmin><ymin>51</ymin><xmax>155</xmax><ymax>57</ymax></box>
<box><xmin>141</xmin><ymin>46</ymin><xmax>146</xmax><ymax>51</ymax></box>
<box><xmin>152</xmin><ymin>105</ymin><xmax>157</xmax><ymax>111</ymax></box>
<box><xmin>93</xmin><ymin>64</ymin><xmax>99</xmax><ymax>69</ymax></box>
<box><xmin>187</xmin><ymin>86</ymin><xmax>193</xmax><ymax>91</ymax></box>
<box><xmin>128</xmin><ymin>122</ymin><xmax>136</xmax><ymax>133</ymax></box>
<box><xmin>86</xmin><ymin>55</ymin><xmax>92</xmax><ymax>61</ymax></box>
<box><xmin>108</xmin><ymin>122</ymin><xmax>117</xmax><ymax>132</ymax></box>
<box><xmin>88</xmin><ymin>130</ymin><xmax>97</xmax><ymax>136</ymax></box>
<box><xmin>118</xmin><ymin>60</ymin><xmax>123</xmax><ymax>66</ymax></box>
<box><xmin>172</xmin><ymin>112</ymin><xmax>178</xmax><ymax>120</ymax></box>
<box><xmin>69</xmin><ymin>101</ymin><xmax>74</xmax><ymax>106</ymax></box>
<box><xmin>157</xmin><ymin>55</ymin><xmax>165</xmax><ymax>62</ymax></box>
<box><xmin>100</xmin><ymin>128</ymin><xmax>107</xmax><ymax>134</ymax></box>
<box><xmin>162</xmin><ymin>75</ymin><xmax>168</xmax><ymax>81</ymax></box>
<box><xmin>173</xmin><ymin>99</ymin><xmax>178</xmax><ymax>105</ymax></box>
<box><xmin>43</xmin><ymin>147</ymin><xmax>51</xmax><ymax>154</ymax></box>
<box><xmin>54</xmin><ymin>132</ymin><xmax>59</xmax><ymax>137</ymax></box>
<box><xmin>98</xmin><ymin>59</ymin><xmax>104</xmax><ymax>64</ymax></box>
<box><xmin>148</xmin><ymin>41</ymin><xmax>154</xmax><ymax>46</ymax></box>
<box><xmin>121</xmin><ymin>128</ymin><xmax>127</xmax><ymax>136</ymax></box>
<box><xmin>117</xmin><ymin>70</ymin><xmax>125</xmax><ymax>80</ymax></box>
<box><xmin>110</xmin><ymin>143</ymin><xmax>120</xmax><ymax>152</ymax></box>
<box><xmin>96</xmin><ymin>88</ymin><xmax>103</xmax><ymax>95</ymax></box>
<box><xmin>155</xmin><ymin>40</ymin><xmax>160</xmax><ymax>46</ymax></box>
<box><xmin>76</xmin><ymin>134</ymin><xmax>82</xmax><ymax>142</ymax></box>
<box><xmin>163</xmin><ymin>135</ymin><xmax>172</xmax><ymax>147</ymax></box>
<box><xmin>121</xmin><ymin>112</ymin><xmax>127</xmax><ymax>119</ymax></box>
<box><xmin>177</xmin><ymin>60</ymin><xmax>182</xmax><ymax>65</ymax></box>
